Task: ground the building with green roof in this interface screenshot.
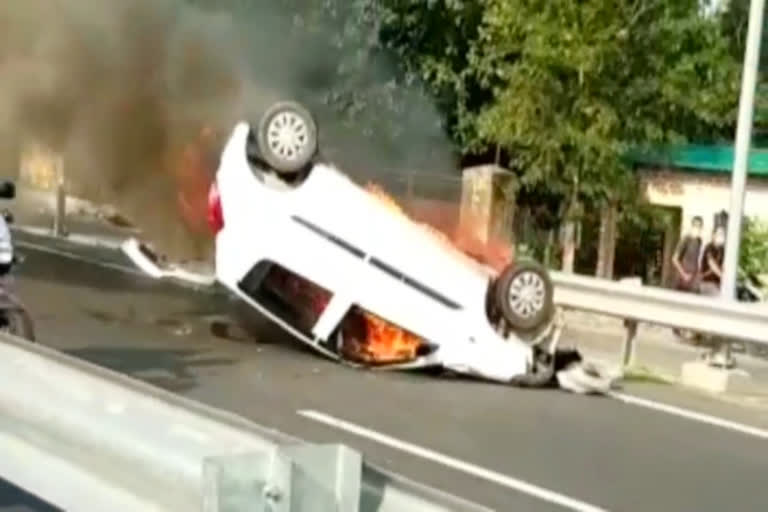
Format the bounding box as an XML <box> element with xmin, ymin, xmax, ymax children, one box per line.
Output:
<box><xmin>628</xmin><ymin>144</ymin><xmax>768</xmax><ymax>177</ymax></box>
<box><xmin>625</xmin><ymin>143</ymin><xmax>768</xmax><ymax>285</ymax></box>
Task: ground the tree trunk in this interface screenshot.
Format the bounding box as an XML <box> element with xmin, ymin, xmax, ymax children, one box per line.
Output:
<box><xmin>596</xmin><ymin>203</ymin><xmax>618</xmax><ymax>279</ymax></box>
<box><xmin>661</xmin><ymin>217</ymin><xmax>679</xmax><ymax>288</ymax></box>
<box><xmin>561</xmin><ymin>221</ymin><xmax>576</xmax><ymax>273</ymax></box>
<box><xmin>543</xmin><ymin>229</ymin><xmax>554</xmax><ymax>267</ymax></box>
<box><xmin>560</xmin><ymin>186</ymin><xmax>580</xmax><ymax>274</ymax></box>
<box><xmin>596</xmin><ymin>211</ymin><xmax>608</xmax><ymax>278</ymax></box>
<box><xmin>605</xmin><ymin>209</ymin><xmax>617</xmax><ymax>279</ymax></box>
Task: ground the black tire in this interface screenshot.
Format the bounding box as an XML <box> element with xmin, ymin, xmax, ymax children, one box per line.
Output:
<box><xmin>1</xmin><ymin>308</ymin><xmax>35</xmax><ymax>342</ymax></box>
<box><xmin>256</xmin><ymin>101</ymin><xmax>318</xmax><ymax>175</ymax></box>
<box><xmin>495</xmin><ymin>260</ymin><xmax>554</xmax><ymax>332</ymax></box>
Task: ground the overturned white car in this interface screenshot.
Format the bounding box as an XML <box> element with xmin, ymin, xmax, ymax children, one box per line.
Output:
<box><xmin>124</xmin><ymin>101</ymin><xmax>619</xmax><ymax>393</ymax></box>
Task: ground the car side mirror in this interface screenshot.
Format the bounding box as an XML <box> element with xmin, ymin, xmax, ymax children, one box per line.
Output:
<box><xmin>0</xmin><ymin>181</ymin><xmax>15</xmax><ymax>200</ymax></box>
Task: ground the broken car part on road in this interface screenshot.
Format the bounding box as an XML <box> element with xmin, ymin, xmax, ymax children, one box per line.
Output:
<box><xmin>122</xmin><ymin>100</ymin><xmax>620</xmax><ymax>395</ymax></box>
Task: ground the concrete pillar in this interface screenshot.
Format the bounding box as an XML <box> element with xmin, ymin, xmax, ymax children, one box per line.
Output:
<box><xmin>458</xmin><ymin>164</ymin><xmax>517</xmax><ymax>245</ymax></box>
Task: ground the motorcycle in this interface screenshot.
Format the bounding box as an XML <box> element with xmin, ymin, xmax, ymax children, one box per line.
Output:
<box><xmin>0</xmin><ymin>180</ymin><xmax>35</xmax><ymax>341</ymax></box>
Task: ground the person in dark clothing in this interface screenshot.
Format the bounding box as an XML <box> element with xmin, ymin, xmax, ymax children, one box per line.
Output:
<box><xmin>699</xmin><ymin>225</ymin><xmax>726</xmax><ymax>296</ymax></box>
<box><xmin>671</xmin><ymin>216</ymin><xmax>703</xmax><ymax>293</ymax></box>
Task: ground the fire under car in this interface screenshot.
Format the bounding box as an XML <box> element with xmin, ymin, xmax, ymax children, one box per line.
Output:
<box><xmin>123</xmin><ymin>101</ymin><xmax>620</xmax><ymax>394</ymax></box>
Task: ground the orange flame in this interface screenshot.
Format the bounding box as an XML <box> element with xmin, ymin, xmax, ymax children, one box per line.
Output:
<box><xmin>170</xmin><ymin>126</ymin><xmax>218</xmax><ymax>234</ymax></box>
<box><xmin>365</xmin><ymin>182</ymin><xmax>408</xmax><ymax>214</ymax></box>
<box><xmin>364</xmin><ymin>182</ymin><xmax>513</xmax><ymax>272</ymax></box>
<box><xmin>340</xmin><ymin>307</ymin><xmax>422</xmax><ymax>364</ymax></box>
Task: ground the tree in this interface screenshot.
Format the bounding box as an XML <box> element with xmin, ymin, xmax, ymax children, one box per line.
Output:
<box><xmin>718</xmin><ymin>0</ymin><xmax>768</xmax><ymax>132</ymax></box>
<box><xmin>459</xmin><ymin>0</ymin><xmax>740</xmax><ymax>270</ymax></box>
<box><xmin>741</xmin><ymin>217</ymin><xmax>768</xmax><ymax>280</ymax></box>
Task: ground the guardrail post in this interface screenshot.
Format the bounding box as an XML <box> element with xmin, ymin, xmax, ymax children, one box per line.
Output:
<box><xmin>283</xmin><ymin>443</ymin><xmax>362</xmax><ymax>511</ymax></box>
<box><xmin>622</xmin><ymin>319</ymin><xmax>638</xmax><ymax>367</ymax></box>
<box><xmin>203</xmin><ymin>444</ymin><xmax>362</xmax><ymax>512</ymax></box>
<box><xmin>707</xmin><ymin>340</ymin><xmax>736</xmax><ymax>370</ymax></box>
<box><xmin>203</xmin><ymin>450</ymin><xmax>288</xmax><ymax>512</ymax></box>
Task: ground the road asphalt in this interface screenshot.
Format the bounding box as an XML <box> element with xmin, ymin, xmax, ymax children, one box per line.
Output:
<box><xmin>3</xmin><ymin>230</ymin><xmax>768</xmax><ymax>512</ymax></box>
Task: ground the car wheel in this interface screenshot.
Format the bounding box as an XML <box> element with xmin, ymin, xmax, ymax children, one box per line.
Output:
<box><xmin>495</xmin><ymin>261</ymin><xmax>554</xmax><ymax>332</ymax></box>
<box><xmin>256</xmin><ymin>101</ymin><xmax>318</xmax><ymax>175</ymax></box>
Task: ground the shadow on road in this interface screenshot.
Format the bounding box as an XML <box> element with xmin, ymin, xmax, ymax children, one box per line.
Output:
<box><xmin>0</xmin><ymin>478</ymin><xmax>60</xmax><ymax>512</ymax></box>
<box><xmin>65</xmin><ymin>347</ymin><xmax>236</xmax><ymax>393</ymax></box>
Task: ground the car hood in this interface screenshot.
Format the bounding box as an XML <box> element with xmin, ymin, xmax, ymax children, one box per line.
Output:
<box><xmin>288</xmin><ymin>164</ymin><xmax>495</xmax><ymax>309</ymax></box>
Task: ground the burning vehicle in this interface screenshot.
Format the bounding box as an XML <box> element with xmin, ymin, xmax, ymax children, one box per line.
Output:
<box><xmin>123</xmin><ymin>101</ymin><xmax>620</xmax><ymax>393</ymax></box>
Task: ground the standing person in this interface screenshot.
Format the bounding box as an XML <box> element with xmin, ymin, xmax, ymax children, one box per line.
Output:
<box><xmin>698</xmin><ymin>224</ymin><xmax>732</xmax><ymax>366</ymax></box>
<box><xmin>699</xmin><ymin>225</ymin><xmax>726</xmax><ymax>297</ymax></box>
<box><xmin>671</xmin><ymin>216</ymin><xmax>704</xmax><ymax>293</ymax></box>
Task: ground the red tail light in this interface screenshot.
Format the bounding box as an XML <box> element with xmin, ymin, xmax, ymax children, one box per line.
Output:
<box><xmin>207</xmin><ymin>181</ymin><xmax>224</xmax><ymax>234</ymax></box>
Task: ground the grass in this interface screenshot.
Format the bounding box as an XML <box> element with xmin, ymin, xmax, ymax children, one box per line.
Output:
<box><xmin>622</xmin><ymin>365</ymin><xmax>676</xmax><ymax>385</ymax></box>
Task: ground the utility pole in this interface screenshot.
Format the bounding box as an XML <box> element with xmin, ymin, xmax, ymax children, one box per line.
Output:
<box><xmin>721</xmin><ymin>0</ymin><xmax>765</xmax><ymax>299</ymax></box>
<box><xmin>715</xmin><ymin>0</ymin><xmax>765</xmax><ymax>368</ymax></box>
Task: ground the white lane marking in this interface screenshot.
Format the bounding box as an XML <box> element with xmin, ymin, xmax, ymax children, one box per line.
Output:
<box><xmin>297</xmin><ymin>409</ymin><xmax>610</xmax><ymax>512</ymax></box>
<box><xmin>610</xmin><ymin>392</ymin><xmax>768</xmax><ymax>440</ymax></box>
<box><xmin>15</xmin><ymin>240</ymin><xmax>142</xmax><ymax>276</ymax></box>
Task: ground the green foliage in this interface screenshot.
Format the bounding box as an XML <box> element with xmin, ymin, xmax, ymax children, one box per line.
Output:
<box><xmin>719</xmin><ymin>0</ymin><xmax>768</xmax><ymax>125</ymax></box>
<box><xmin>717</xmin><ymin>0</ymin><xmax>768</xmax><ymax>64</ymax></box>
<box><xmin>613</xmin><ymin>206</ymin><xmax>670</xmax><ymax>283</ymax></box>
<box><xmin>740</xmin><ymin>217</ymin><xmax>768</xmax><ymax>279</ymax></box>
<box><xmin>467</xmin><ymin>0</ymin><xmax>740</xmax><ymax>213</ymax></box>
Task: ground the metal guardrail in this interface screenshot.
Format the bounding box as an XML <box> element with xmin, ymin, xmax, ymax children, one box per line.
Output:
<box><xmin>0</xmin><ymin>334</ymin><xmax>491</xmax><ymax>512</ymax></box>
<box><xmin>551</xmin><ymin>271</ymin><xmax>768</xmax><ymax>365</ymax></box>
